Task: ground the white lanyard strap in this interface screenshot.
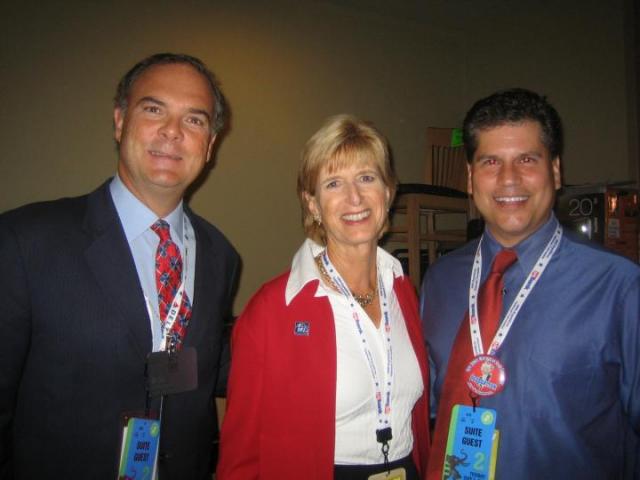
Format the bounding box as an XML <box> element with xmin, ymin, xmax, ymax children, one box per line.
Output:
<box><xmin>158</xmin><ymin>284</ymin><xmax>186</xmax><ymax>352</ymax></box>
<box><xmin>145</xmin><ymin>215</ymin><xmax>193</xmax><ymax>352</ymax></box>
<box><xmin>320</xmin><ymin>251</ymin><xmax>394</xmax><ymax>431</ymax></box>
<box><xmin>469</xmin><ymin>222</ymin><xmax>563</xmax><ymax>356</ymax></box>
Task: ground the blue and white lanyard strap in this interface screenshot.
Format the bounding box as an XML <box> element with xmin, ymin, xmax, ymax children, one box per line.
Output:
<box><xmin>320</xmin><ymin>251</ymin><xmax>394</xmax><ymax>433</ymax></box>
<box><xmin>468</xmin><ymin>223</ymin><xmax>563</xmax><ymax>357</ymax></box>
<box><xmin>143</xmin><ymin>215</ymin><xmax>193</xmax><ymax>352</ymax></box>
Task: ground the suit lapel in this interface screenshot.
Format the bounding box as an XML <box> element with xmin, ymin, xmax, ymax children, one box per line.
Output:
<box><xmin>83</xmin><ymin>182</ymin><xmax>152</xmax><ymax>359</ymax></box>
<box><xmin>183</xmin><ymin>212</ymin><xmax>223</xmax><ymax>349</ymax></box>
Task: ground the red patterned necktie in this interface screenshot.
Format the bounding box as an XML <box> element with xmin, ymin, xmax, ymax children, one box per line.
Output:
<box><xmin>151</xmin><ymin>220</ymin><xmax>192</xmax><ymax>351</ymax></box>
<box><xmin>427</xmin><ymin>249</ymin><xmax>518</xmax><ymax>480</ymax></box>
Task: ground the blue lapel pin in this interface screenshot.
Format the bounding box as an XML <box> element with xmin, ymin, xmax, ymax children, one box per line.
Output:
<box><xmin>294</xmin><ymin>321</ymin><xmax>310</xmax><ymax>336</ymax></box>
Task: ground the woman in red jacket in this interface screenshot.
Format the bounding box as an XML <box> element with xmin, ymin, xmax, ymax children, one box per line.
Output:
<box><xmin>218</xmin><ymin>114</ymin><xmax>430</xmax><ymax>479</ymax></box>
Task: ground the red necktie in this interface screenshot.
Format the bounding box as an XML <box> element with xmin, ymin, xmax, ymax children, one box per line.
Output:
<box><xmin>427</xmin><ymin>249</ymin><xmax>517</xmax><ymax>480</ymax></box>
<box><xmin>151</xmin><ymin>220</ymin><xmax>192</xmax><ymax>351</ymax></box>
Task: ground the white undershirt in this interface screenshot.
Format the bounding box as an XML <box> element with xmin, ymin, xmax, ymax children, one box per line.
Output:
<box><xmin>285</xmin><ymin>239</ymin><xmax>424</xmax><ymax>465</ymax></box>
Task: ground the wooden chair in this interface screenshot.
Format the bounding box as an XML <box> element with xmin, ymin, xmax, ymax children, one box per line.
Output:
<box><xmin>385</xmin><ymin>127</ymin><xmax>471</xmax><ymax>290</ymax></box>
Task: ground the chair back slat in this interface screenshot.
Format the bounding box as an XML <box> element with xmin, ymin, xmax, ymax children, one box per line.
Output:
<box><xmin>426</xmin><ymin>127</ymin><xmax>467</xmax><ymax>192</ymax></box>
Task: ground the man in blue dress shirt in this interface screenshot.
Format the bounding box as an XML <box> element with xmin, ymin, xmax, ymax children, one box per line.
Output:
<box><xmin>422</xmin><ymin>88</ymin><xmax>639</xmax><ymax>479</ymax></box>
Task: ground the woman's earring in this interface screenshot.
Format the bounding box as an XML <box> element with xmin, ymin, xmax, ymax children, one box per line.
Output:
<box><xmin>314</xmin><ymin>214</ymin><xmax>322</xmax><ymax>225</ymax></box>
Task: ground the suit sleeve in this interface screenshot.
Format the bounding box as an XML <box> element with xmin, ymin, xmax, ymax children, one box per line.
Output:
<box><xmin>215</xmin><ymin>255</ymin><xmax>240</xmax><ymax>398</ymax></box>
<box><xmin>0</xmin><ymin>217</ymin><xmax>32</xmax><ymax>474</ymax></box>
<box><xmin>216</xmin><ymin>286</ymin><xmax>269</xmax><ymax>480</ymax></box>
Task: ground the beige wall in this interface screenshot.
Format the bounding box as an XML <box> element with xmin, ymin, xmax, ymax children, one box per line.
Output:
<box><xmin>1</xmin><ymin>0</ymin><xmax>635</xmax><ymax>312</ymax></box>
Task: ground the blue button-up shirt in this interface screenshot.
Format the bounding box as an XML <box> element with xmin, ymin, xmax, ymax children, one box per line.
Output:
<box><xmin>421</xmin><ymin>214</ymin><xmax>640</xmax><ymax>478</ymax></box>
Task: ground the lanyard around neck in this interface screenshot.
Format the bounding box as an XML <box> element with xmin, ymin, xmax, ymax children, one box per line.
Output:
<box><xmin>468</xmin><ymin>222</ymin><xmax>563</xmax><ymax>357</ymax></box>
<box><xmin>320</xmin><ymin>250</ymin><xmax>394</xmax><ymax>435</ymax></box>
<box><xmin>143</xmin><ymin>214</ymin><xmax>192</xmax><ymax>352</ymax></box>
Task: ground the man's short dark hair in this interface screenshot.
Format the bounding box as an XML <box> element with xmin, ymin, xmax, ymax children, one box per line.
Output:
<box><xmin>462</xmin><ymin>88</ymin><xmax>563</xmax><ymax>162</ymax></box>
<box><xmin>114</xmin><ymin>52</ymin><xmax>226</xmax><ymax>134</ymax></box>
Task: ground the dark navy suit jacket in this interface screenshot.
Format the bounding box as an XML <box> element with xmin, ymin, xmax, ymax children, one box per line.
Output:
<box><xmin>0</xmin><ymin>181</ymin><xmax>239</xmax><ymax>479</ymax></box>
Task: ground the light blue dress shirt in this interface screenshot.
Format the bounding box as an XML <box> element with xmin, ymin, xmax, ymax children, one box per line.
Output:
<box><xmin>109</xmin><ymin>175</ymin><xmax>196</xmax><ymax>351</ymax></box>
<box><xmin>421</xmin><ymin>213</ymin><xmax>640</xmax><ymax>478</ymax></box>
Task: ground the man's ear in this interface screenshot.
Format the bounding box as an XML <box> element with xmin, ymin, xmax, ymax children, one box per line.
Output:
<box><xmin>466</xmin><ymin>162</ymin><xmax>473</xmax><ymax>195</ymax></box>
<box><xmin>552</xmin><ymin>156</ymin><xmax>562</xmax><ymax>190</ymax></box>
<box><xmin>206</xmin><ymin>134</ymin><xmax>218</xmax><ymax>163</ymax></box>
<box><xmin>114</xmin><ymin>108</ymin><xmax>124</xmax><ymax>143</ymax></box>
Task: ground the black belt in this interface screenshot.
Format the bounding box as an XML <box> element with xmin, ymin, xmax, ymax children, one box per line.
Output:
<box><xmin>334</xmin><ymin>454</ymin><xmax>418</xmax><ymax>480</ymax></box>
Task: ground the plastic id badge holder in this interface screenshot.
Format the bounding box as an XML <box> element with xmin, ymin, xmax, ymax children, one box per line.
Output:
<box><xmin>443</xmin><ymin>405</ymin><xmax>498</xmax><ymax>480</ymax></box>
<box><xmin>117</xmin><ymin>417</ymin><xmax>161</xmax><ymax>480</ymax></box>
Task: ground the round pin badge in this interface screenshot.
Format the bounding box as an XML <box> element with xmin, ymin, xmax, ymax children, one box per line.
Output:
<box><xmin>465</xmin><ymin>355</ymin><xmax>506</xmax><ymax>397</ymax></box>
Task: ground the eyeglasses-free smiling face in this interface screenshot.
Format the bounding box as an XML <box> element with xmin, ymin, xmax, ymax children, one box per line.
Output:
<box><xmin>467</xmin><ymin>121</ymin><xmax>561</xmax><ymax>247</ymax></box>
<box><xmin>306</xmin><ymin>162</ymin><xmax>390</xmax><ymax>254</ymax></box>
<box><xmin>114</xmin><ymin>63</ymin><xmax>217</xmax><ymax>213</ymax></box>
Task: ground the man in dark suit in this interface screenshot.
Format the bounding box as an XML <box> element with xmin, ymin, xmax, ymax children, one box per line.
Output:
<box><xmin>0</xmin><ymin>53</ymin><xmax>240</xmax><ymax>479</ymax></box>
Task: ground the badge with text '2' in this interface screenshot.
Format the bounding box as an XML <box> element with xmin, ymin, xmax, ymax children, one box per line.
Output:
<box><xmin>444</xmin><ymin>405</ymin><xmax>498</xmax><ymax>480</ymax></box>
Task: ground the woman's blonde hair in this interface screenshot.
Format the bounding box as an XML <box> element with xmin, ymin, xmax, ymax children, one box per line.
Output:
<box><xmin>297</xmin><ymin>114</ymin><xmax>397</xmax><ymax>245</ymax></box>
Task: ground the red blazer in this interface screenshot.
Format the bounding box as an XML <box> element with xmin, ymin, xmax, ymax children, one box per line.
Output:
<box><xmin>217</xmin><ymin>270</ymin><xmax>430</xmax><ymax>479</ymax></box>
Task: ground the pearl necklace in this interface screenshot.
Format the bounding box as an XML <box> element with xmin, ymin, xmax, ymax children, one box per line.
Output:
<box><xmin>314</xmin><ymin>253</ymin><xmax>377</xmax><ymax>308</ymax></box>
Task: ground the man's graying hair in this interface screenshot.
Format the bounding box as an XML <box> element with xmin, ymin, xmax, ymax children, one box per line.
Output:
<box><xmin>114</xmin><ymin>53</ymin><xmax>226</xmax><ymax>134</ymax></box>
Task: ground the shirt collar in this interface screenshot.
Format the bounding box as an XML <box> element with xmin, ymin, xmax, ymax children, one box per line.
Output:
<box><xmin>481</xmin><ymin>212</ymin><xmax>560</xmax><ymax>276</ymax></box>
<box><xmin>109</xmin><ymin>175</ymin><xmax>184</xmax><ymax>244</ymax></box>
<box><xmin>285</xmin><ymin>238</ymin><xmax>405</xmax><ymax>306</ymax></box>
